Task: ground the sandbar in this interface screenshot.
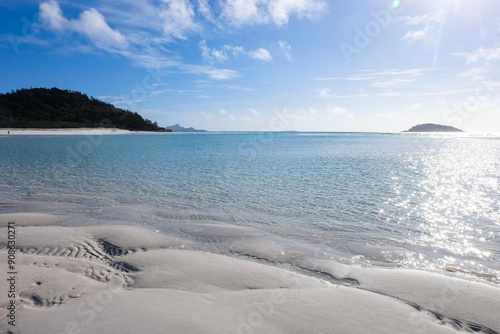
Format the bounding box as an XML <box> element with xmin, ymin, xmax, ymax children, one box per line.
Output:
<box><xmin>0</xmin><ymin>212</ymin><xmax>499</xmax><ymax>333</ymax></box>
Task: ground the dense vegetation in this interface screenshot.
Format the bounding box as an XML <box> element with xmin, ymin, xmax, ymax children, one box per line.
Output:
<box><xmin>0</xmin><ymin>88</ymin><xmax>163</xmax><ymax>131</ymax></box>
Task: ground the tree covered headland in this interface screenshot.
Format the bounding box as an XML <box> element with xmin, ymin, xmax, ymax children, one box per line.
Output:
<box><xmin>0</xmin><ymin>87</ymin><xmax>163</xmax><ymax>131</ymax></box>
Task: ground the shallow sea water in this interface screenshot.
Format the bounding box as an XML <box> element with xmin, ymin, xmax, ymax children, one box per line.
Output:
<box><xmin>1</xmin><ymin>132</ymin><xmax>499</xmax><ymax>283</ymax></box>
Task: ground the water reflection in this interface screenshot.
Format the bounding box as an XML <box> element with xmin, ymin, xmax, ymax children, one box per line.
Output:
<box><xmin>389</xmin><ymin>138</ymin><xmax>500</xmax><ymax>282</ymax></box>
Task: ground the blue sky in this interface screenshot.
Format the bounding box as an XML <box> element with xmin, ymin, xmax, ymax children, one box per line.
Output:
<box><xmin>1</xmin><ymin>0</ymin><xmax>499</xmax><ymax>131</ymax></box>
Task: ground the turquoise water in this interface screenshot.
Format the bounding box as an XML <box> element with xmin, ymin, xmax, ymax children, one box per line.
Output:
<box><xmin>1</xmin><ymin>132</ymin><xmax>499</xmax><ymax>283</ymax></box>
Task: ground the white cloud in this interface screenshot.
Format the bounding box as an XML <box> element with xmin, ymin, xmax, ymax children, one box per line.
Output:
<box><xmin>312</xmin><ymin>77</ymin><xmax>341</xmax><ymax>81</ymax></box>
<box><xmin>75</xmin><ymin>8</ymin><xmax>129</xmax><ymax>49</ymax></box>
<box><xmin>150</xmin><ymin>88</ymin><xmax>174</xmax><ymax>96</ymax></box>
<box><xmin>218</xmin><ymin>84</ymin><xmax>255</xmax><ymax>91</ymax></box>
<box><xmin>249</xmin><ymin>48</ymin><xmax>272</xmax><ymax>61</ymax></box>
<box><xmin>322</xmin><ymin>91</ymin><xmax>401</xmax><ymax>99</ymax></box>
<box><xmin>219</xmin><ymin>108</ymin><xmax>227</xmax><ymax>114</ymax></box>
<box><xmin>456</xmin><ymin>67</ymin><xmax>491</xmax><ymax>78</ymax></box>
<box><xmin>37</xmin><ymin>1</ymin><xmax>239</xmax><ymax>80</ymax></box>
<box><xmin>453</xmin><ymin>47</ymin><xmax>500</xmax><ymax>64</ymax></box>
<box><xmin>211</xmin><ymin>48</ymin><xmax>228</xmax><ymax>61</ymax></box>
<box><xmin>160</xmin><ymin>0</ymin><xmax>199</xmax><ymax>40</ymax></box>
<box><xmin>348</xmin><ymin>69</ymin><xmax>428</xmax><ymax>80</ymax></box>
<box><xmin>398</xmin><ymin>11</ymin><xmax>444</xmax><ymax>44</ymax></box>
<box><xmin>36</xmin><ymin>0</ymin><xmax>326</xmax><ymax>82</ymax></box>
<box><xmin>39</xmin><ymin>0</ymin><xmax>66</xmax><ymax>31</ymax></box>
<box><xmin>199</xmin><ymin>40</ymin><xmax>211</xmax><ymax>59</ymax></box>
<box><xmin>401</xmin><ymin>30</ymin><xmax>426</xmax><ymax>42</ymax></box>
<box><xmin>199</xmin><ymin>40</ymin><xmax>244</xmax><ymax>62</ymax></box>
<box><xmin>347</xmin><ymin>69</ymin><xmax>427</xmax><ymax>89</ymax></box>
<box><xmin>222</xmin><ymin>0</ymin><xmax>325</xmax><ymax>26</ymax></box>
<box><xmin>370</xmin><ymin>78</ymin><xmax>418</xmax><ymax>88</ymax></box>
<box><xmin>197</xmin><ymin>0</ymin><xmax>215</xmax><ymax>22</ymax></box>
<box><xmin>222</xmin><ymin>0</ymin><xmax>263</xmax><ymax>25</ymax></box>
<box><xmin>200</xmin><ymin>41</ymin><xmax>272</xmax><ymax>62</ymax></box>
<box><xmin>39</xmin><ymin>1</ymin><xmax>128</xmax><ymax>49</ymax></box>
<box><xmin>268</xmin><ymin>0</ymin><xmax>325</xmax><ymax>26</ymax></box>
<box><xmin>203</xmin><ymin>68</ymin><xmax>238</xmax><ymax>79</ymax></box>
<box><xmin>398</xmin><ymin>12</ymin><xmax>443</xmax><ymax>26</ymax></box>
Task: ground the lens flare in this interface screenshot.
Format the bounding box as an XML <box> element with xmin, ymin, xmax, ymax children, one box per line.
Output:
<box><xmin>393</xmin><ymin>0</ymin><xmax>400</xmax><ymax>8</ymax></box>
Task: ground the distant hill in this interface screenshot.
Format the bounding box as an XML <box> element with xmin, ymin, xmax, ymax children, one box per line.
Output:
<box><xmin>403</xmin><ymin>123</ymin><xmax>464</xmax><ymax>133</ymax></box>
<box><xmin>0</xmin><ymin>87</ymin><xmax>164</xmax><ymax>131</ymax></box>
<box><xmin>165</xmin><ymin>124</ymin><xmax>207</xmax><ymax>132</ymax></box>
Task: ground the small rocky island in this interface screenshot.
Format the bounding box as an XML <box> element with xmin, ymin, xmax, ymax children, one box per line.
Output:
<box><xmin>403</xmin><ymin>123</ymin><xmax>464</xmax><ymax>132</ymax></box>
<box><xmin>165</xmin><ymin>124</ymin><xmax>207</xmax><ymax>132</ymax></box>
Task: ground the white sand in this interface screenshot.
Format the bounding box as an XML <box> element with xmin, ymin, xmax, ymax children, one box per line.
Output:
<box><xmin>0</xmin><ymin>213</ymin><xmax>499</xmax><ymax>334</ymax></box>
<box><xmin>0</xmin><ymin>128</ymin><xmax>136</xmax><ymax>136</ymax></box>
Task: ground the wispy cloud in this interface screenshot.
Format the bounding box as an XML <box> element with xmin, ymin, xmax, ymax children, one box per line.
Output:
<box><xmin>197</xmin><ymin>0</ymin><xmax>215</xmax><ymax>23</ymax></box>
<box><xmin>185</xmin><ymin>66</ymin><xmax>238</xmax><ymax>79</ymax></box>
<box><xmin>455</xmin><ymin>67</ymin><xmax>492</xmax><ymax>78</ymax></box>
<box><xmin>279</xmin><ymin>40</ymin><xmax>292</xmax><ymax>61</ymax></box>
<box><xmin>398</xmin><ymin>12</ymin><xmax>443</xmax><ymax>26</ymax></box>
<box><xmin>199</xmin><ymin>40</ymin><xmax>244</xmax><ymax>62</ymax></box>
<box><xmin>313</xmin><ymin>87</ymin><xmax>402</xmax><ymax>99</ymax></box>
<box><xmin>218</xmin><ymin>84</ymin><xmax>255</xmax><ymax>91</ymax></box>
<box><xmin>37</xmin><ymin>1</ymin><xmax>242</xmax><ymax>80</ymax></box>
<box><xmin>312</xmin><ymin>77</ymin><xmax>341</xmax><ymax>81</ymax></box>
<box><xmin>199</xmin><ymin>40</ymin><xmax>272</xmax><ymax>62</ymax></box>
<box><xmin>398</xmin><ymin>11</ymin><xmax>444</xmax><ymax>44</ymax></box>
<box><xmin>312</xmin><ymin>88</ymin><xmax>333</xmax><ymax>98</ymax></box>
<box><xmin>407</xmin><ymin>86</ymin><xmax>500</xmax><ymax>98</ymax></box>
<box><xmin>310</xmin><ymin>68</ymin><xmax>492</xmax><ymax>102</ymax></box>
<box><xmin>401</xmin><ymin>30</ymin><xmax>425</xmax><ymax>42</ymax></box>
<box><xmin>322</xmin><ymin>92</ymin><xmax>402</xmax><ymax>99</ymax></box>
<box><xmin>453</xmin><ymin>46</ymin><xmax>500</xmax><ymax>64</ymax></box>
<box><xmin>346</xmin><ymin>69</ymin><xmax>428</xmax><ymax>88</ymax></box>
<box><xmin>370</xmin><ymin>78</ymin><xmax>419</xmax><ymax>88</ymax></box>
<box><xmin>248</xmin><ymin>48</ymin><xmax>272</xmax><ymax>61</ymax></box>
<box><xmin>31</xmin><ymin>0</ymin><xmax>326</xmax><ymax>82</ymax></box>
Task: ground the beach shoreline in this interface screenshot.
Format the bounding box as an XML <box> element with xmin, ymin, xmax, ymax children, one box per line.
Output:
<box><xmin>0</xmin><ymin>128</ymin><xmax>160</xmax><ymax>136</ymax></box>
<box><xmin>1</xmin><ymin>211</ymin><xmax>499</xmax><ymax>334</ymax></box>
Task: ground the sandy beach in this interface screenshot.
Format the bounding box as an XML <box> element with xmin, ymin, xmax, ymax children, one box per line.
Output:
<box><xmin>0</xmin><ymin>128</ymin><xmax>139</xmax><ymax>136</ymax></box>
<box><xmin>1</xmin><ymin>212</ymin><xmax>499</xmax><ymax>334</ymax></box>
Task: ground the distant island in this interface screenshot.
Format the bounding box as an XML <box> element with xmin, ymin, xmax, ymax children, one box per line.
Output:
<box><xmin>403</xmin><ymin>123</ymin><xmax>464</xmax><ymax>133</ymax></box>
<box><xmin>0</xmin><ymin>88</ymin><xmax>164</xmax><ymax>132</ymax></box>
<box><xmin>165</xmin><ymin>124</ymin><xmax>207</xmax><ymax>132</ymax></box>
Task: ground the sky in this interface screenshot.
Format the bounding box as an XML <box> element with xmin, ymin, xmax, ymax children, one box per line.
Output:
<box><xmin>1</xmin><ymin>0</ymin><xmax>499</xmax><ymax>132</ymax></box>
